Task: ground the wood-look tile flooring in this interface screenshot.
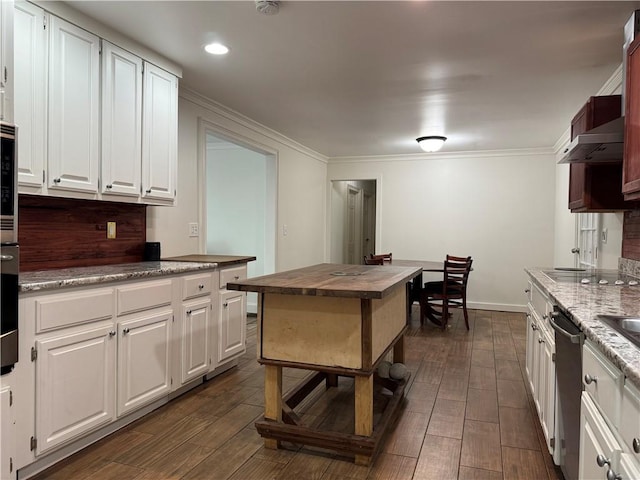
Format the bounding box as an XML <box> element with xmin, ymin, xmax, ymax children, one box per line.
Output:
<box><xmin>32</xmin><ymin>308</ymin><xmax>564</xmax><ymax>480</ymax></box>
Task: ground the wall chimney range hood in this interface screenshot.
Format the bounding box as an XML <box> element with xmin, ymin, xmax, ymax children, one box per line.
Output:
<box><xmin>558</xmin><ymin>117</ymin><xmax>624</xmax><ymax>164</ymax></box>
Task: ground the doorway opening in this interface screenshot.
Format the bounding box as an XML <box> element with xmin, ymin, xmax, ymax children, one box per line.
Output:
<box><xmin>330</xmin><ymin>180</ymin><xmax>377</xmax><ymax>264</ymax></box>
<box><xmin>204</xmin><ymin>130</ymin><xmax>277</xmax><ymax>314</ymax></box>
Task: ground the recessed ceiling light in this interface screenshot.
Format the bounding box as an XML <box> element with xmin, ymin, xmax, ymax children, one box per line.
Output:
<box><xmin>204</xmin><ymin>43</ymin><xmax>229</xmax><ymax>55</ymax></box>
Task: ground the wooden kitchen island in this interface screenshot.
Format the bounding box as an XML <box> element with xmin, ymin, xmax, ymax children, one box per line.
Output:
<box><xmin>227</xmin><ymin>263</ymin><xmax>421</xmax><ymax>465</ymax></box>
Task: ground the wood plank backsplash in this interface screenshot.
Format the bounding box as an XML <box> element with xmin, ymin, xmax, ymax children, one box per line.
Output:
<box><xmin>623</xmin><ymin>210</ymin><xmax>640</xmax><ymax>261</ymax></box>
<box><xmin>18</xmin><ymin>195</ymin><xmax>146</xmax><ymax>271</ymax></box>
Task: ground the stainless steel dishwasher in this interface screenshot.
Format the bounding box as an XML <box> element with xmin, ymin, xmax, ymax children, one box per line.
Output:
<box><xmin>549</xmin><ymin>308</ymin><xmax>584</xmax><ymax>480</ymax></box>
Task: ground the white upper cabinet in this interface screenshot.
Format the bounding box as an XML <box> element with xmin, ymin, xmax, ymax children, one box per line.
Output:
<box><xmin>142</xmin><ymin>62</ymin><xmax>177</xmax><ymax>204</ymax></box>
<box><xmin>0</xmin><ymin>0</ymin><xmax>14</xmax><ymax>122</ymax></box>
<box><xmin>47</xmin><ymin>16</ymin><xmax>100</xmax><ymax>194</ymax></box>
<box><xmin>101</xmin><ymin>41</ymin><xmax>142</xmax><ymax>198</ymax></box>
<box><xmin>14</xmin><ymin>0</ymin><xmax>46</xmax><ymax>190</ymax></box>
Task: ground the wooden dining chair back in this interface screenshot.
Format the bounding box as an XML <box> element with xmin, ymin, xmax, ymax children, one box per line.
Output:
<box><xmin>363</xmin><ymin>256</ymin><xmax>384</xmax><ymax>265</ymax></box>
<box><xmin>370</xmin><ymin>252</ymin><xmax>392</xmax><ymax>262</ymax></box>
<box><xmin>420</xmin><ymin>255</ymin><xmax>473</xmax><ymax>330</ymax></box>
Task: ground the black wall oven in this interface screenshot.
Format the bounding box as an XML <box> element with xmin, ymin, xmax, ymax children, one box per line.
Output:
<box><xmin>1</xmin><ymin>122</ymin><xmax>18</xmax><ymax>374</ymax></box>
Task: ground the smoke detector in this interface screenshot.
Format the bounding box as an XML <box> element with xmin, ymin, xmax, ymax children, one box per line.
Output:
<box><xmin>256</xmin><ymin>0</ymin><xmax>279</xmax><ymax>15</ymax></box>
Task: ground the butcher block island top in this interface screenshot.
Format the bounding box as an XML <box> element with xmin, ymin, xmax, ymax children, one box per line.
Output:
<box><xmin>227</xmin><ymin>263</ymin><xmax>421</xmax><ymax>466</ymax></box>
<box><xmin>226</xmin><ymin>262</ymin><xmax>421</xmax><ymax>298</ymax></box>
<box><xmin>162</xmin><ymin>254</ymin><xmax>256</xmax><ymax>267</ymax></box>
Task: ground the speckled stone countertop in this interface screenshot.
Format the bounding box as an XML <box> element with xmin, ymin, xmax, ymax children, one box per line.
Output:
<box><xmin>19</xmin><ymin>261</ymin><xmax>217</xmax><ymax>293</ymax></box>
<box><xmin>526</xmin><ymin>267</ymin><xmax>640</xmax><ymax>389</ymax></box>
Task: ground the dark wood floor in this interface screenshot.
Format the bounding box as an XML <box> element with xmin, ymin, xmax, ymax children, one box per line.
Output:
<box><xmin>31</xmin><ymin>307</ymin><xmax>563</xmax><ymax>480</ymax></box>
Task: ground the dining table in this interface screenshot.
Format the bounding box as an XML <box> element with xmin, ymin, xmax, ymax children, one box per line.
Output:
<box><xmin>386</xmin><ymin>259</ymin><xmax>445</xmax><ymax>306</ymax></box>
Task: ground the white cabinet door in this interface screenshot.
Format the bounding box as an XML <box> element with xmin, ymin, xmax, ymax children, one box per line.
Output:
<box><xmin>0</xmin><ymin>0</ymin><xmax>14</xmax><ymax>122</ymax></box>
<box><xmin>101</xmin><ymin>41</ymin><xmax>142</xmax><ymax>199</ymax></box>
<box><xmin>47</xmin><ymin>16</ymin><xmax>99</xmax><ymax>194</ymax></box>
<box><xmin>35</xmin><ymin>325</ymin><xmax>115</xmax><ymax>455</ymax></box>
<box><xmin>218</xmin><ymin>290</ymin><xmax>246</xmax><ymax>363</ymax></box>
<box><xmin>540</xmin><ymin>327</ymin><xmax>556</xmax><ymax>454</ymax></box>
<box><xmin>525</xmin><ymin>311</ymin><xmax>536</xmax><ymax>394</ymax></box>
<box><xmin>117</xmin><ymin>310</ymin><xmax>171</xmax><ymax>416</ymax></box>
<box><xmin>579</xmin><ymin>392</ymin><xmax>622</xmax><ymax>480</ymax></box>
<box><xmin>0</xmin><ymin>386</ymin><xmax>14</xmax><ymax>479</ymax></box>
<box><xmin>14</xmin><ymin>0</ymin><xmax>46</xmax><ymax>190</ymax></box>
<box><xmin>181</xmin><ymin>299</ymin><xmax>210</xmax><ymax>384</ymax></box>
<box><xmin>141</xmin><ymin>62</ymin><xmax>177</xmax><ymax>203</ymax></box>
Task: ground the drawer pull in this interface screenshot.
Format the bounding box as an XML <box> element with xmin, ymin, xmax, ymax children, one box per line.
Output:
<box><xmin>109</xmin><ymin>331</ymin><xmax>116</xmax><ymax>337</ymax></box>
<box><xmin>53</xmin><ymin>178</ymin><xmax>61</xmax><ymax>184</ymax></box>
<box><xmin>106</xmin><ymin>184</ymin><xmax>112</xmax><ymax>189</ymax></box>
<box><xmin>538</xmin><ymin>338</ymin><xmax>545</xmax><ymax>344</ymax></box>
<box><xmin>607</xmin><ymin>470</ymin><xmax>622</xmax><ymax>480</ymax></box>
<box><xmin>198</xmin><ymin>284</ymin><xmax>204</xmax><ymax>289</ymax></box>
<box><xmin>524</xmin><ymin>289</ymin><xmax>531</xmax><ymax>293</ymax></box>
<box><xmin>223</xmin><ymin>302</ymin><xmax>228</xmax><ymax>308</ymax></box>
<box><xmin>584</xmin><ymin>374</ymin><xmax>598</xmax><ymax>385</ymax></box>
<box><xmin>122</xmin><ymin>328</ymin><xmax>130</xmax><ymax>335</ymax></box>
<box><xmin>234</xmin><ymin>275</ymin><xmax>240</xmax><ymax>280</ymax></box>
<box><xmin>186</xmin><ymin>310</ymin><xmax>192</xmax><ymax>315</ymax></box>
<box><xmin>633</xmin><ymin>437</ymin><xmax>640</xmax><ymax>453</ymax></box>
<box><xmin>596</xmin><ymin>454</ymin><xmax>611</xmax><ymax>468</ymax></box>
<box><xmin>145</xmin><ymin>189</ymin><xmax>152</xmax><ymax>194</ymax></box>
<box><xmin>531</xmin><ymin>323</ymin><xmax>537</xmax><ymax>331</ymax></box>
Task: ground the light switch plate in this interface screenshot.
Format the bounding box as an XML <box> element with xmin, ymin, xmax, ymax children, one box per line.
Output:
<box><xmin>107</xmin><ymin>222</ymin><xmax>116</xmax><ymax>239</ymax></box>
<box><xmin>188</xmin><ymin>223</ymin><xmax>199</xmax><ymax>237</ymax></box>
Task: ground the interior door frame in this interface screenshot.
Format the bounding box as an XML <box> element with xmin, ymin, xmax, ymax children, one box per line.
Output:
<box><xmin>197</xmin><ymin>117</ymin><xmax>279</xmax><ymax>273</ymax></box>
<box><xmin>326</xmin><ymin>176</ymin><xmax>382</xmax><ymax>263</ymax></box>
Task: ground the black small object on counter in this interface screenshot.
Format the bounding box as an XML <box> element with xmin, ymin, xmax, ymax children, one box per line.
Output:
<box><xmin>144</xmin><ymin>242</ymin><xmax>161</xmax><ymax>261</ymax></box>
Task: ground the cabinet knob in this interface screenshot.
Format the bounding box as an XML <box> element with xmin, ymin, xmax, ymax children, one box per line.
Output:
<box><xmin>223</xmin><ymin>302</ymin><xmax>228</xmax><ymax>308</ymax></box>
<box><xmin>584</xmin><ymin>374</ymin><xmax>598</xmax><ymax>385</ymax></box>
<box><xmin>538</xmin><ymin>338</ymin><xmax>545</xmax><ymax>344</ymax></box>
<box><xmin>109</xmin><ymin>331</ymin><xmax>116</xmax><ymax>337</ymax></box>
<box><xmin>607</xmin><ymin>470</ymin><xmax>622</xmax><ymax>480</ymax></box>
<box><xmin>633</xmin><ymin>437</ymin><xmax>640</xmax><ymax>453</ymax></box>
<box><xmin>53</xmin><ymin>178</ymin><xmax>61</xmax><ymax>184</ymax></box>
<box><xmin>524</xmin><ymin>289</ymin><xmax>531</xmax><ymax>293</ymax></box>
<box><xmin>596</xmin><ymin>454</ymin><xmax>611</xmax><ymax>468</ymax></box>
<box><xmin>186</xmin><ymin>310</ymin><xmax>192</xmax><ymax>315</ymax></box>
<box><xmin>198</xmin><ymin>284</ymin><xmax>204</xmax><ymax>289</ymax></box>
<box><xmin>145</xmin><ymin>189</ymin><xmax>152</xmax><ymax>194</ymax></box>
<box><xmin>106</xmin><ymin>184</ymin><xmax>112</xmax><ymax>189</ymax></box>
<box><xmin>122</xmin><ymin>328</ymin><xmax>130</xmax><ymax>335</ymax></box>
<box><xmin>543</xmin><ymin>314</ymin><xmax>548</xmax><ymax>320</ymax></box>
<box><xmin>531</xmin><ymin>323</ymin><xmax>537</xmax><ymax>331</ymax></box>
<box><xmin>234</xmin><ymin>276</ymin><xmax>240</xmax><ymax>280</ymax></box>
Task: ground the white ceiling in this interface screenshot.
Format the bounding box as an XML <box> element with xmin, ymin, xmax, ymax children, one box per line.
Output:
<box><xmin>64</xmin><ymin>1</ymin><xmax>640</xmax><ymax>157</ymax></box>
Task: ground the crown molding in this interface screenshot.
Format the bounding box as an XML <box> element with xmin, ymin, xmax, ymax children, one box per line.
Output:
<box><xmin>597</xmin><ymin>63</ymin><xmax>623</xmax><ymax>96</ymax></box>
<box><xmin>328</xmin><ymin>147</ymin><xmax>555</xmax><ymax>164</ymax></box>
<box><xmin>180</xmin><ymin>87</ymin><xmax>328</xmax><ymax>164</ymax></box>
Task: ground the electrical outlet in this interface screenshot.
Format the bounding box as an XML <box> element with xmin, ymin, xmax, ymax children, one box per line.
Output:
<box><xmin>188</xmin><ymin>223</ymin><xmax>199</xmax><ymax>237</ymax></box>
<box><xmin>107</xmin><ymin>222</ymin><xmax>116</xmax><ymax>239</ymax></box>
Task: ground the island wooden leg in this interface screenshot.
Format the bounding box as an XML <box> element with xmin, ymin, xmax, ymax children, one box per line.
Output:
<box><xmin>354</xmin><ymin>374</ymin><xmax>373</xmax><ymax>465</ymax></box>
<box><xmin>264</xmin><ymin>364</ymin><xmax>282</xmax><ymax>449</ymax></box>
<box><xmin>393</xmin><ymin>334</ymin><xmax>405</xmax><ymax>364</ymax></box>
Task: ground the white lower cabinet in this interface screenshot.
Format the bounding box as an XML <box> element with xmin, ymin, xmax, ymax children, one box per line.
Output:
<box><xmin>180</xmin><ymin>298</ymin><xmax>210</xmax><ymax>384</ymax></box>
<box><xmin>35</xmin><ymin>324</ymin><xmax>116</xmax><ymax>455</ymax></box>
<box><xmin>218</xmin><ymin>290</ymin><xmax>246</xmax><ymax>362</ymax></box>
<box><xmin>117</xmin><ymin>310</ymin><xmax>172</xmax><ymax>417</ymax></box>
<box><xmin>580</xmin><ymin>392</ymin><xmax>622</xmax><ymax>480</ymax></box>
<box><xmin>0</xmin><ymin>385</ymin><xmax>15</xmax><ymax>480</ymax></box>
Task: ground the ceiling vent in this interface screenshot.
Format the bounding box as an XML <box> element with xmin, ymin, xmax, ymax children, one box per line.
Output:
<box><xmin>256</xmin><ymin>1</ymin><xmax>279</xmax><ymax>15</ymax></box>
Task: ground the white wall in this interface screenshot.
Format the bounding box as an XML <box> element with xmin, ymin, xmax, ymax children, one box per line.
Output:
<box><xmin>328</xmin><ymin>150</ymin><xmax>557</xmax><ymax>311</ymax></box>
<box><xmin>147</xmin><ymin>88</ymin><xmax>328</xmax><ymax>272</ymax></box>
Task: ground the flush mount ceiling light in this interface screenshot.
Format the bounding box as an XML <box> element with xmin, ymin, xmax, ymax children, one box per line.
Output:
<box><xmin>256</xmin><ymin>0</ymin><xmax>279</xmax><ymax>15</ymax></box>
<box><xmin>416</xmin><ymin>136</ymin><xmax>447</xmax><ymax>152</ymax></box>
<box><xmin>204</xmin><ymin>43</ymin><xmax>229</xmax><ymax>55</ymax></box>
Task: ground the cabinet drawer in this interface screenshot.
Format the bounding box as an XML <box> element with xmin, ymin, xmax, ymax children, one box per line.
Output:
<box><xmin>35</xmin><ymin>288</ymin><xmax>114</xmax><ymax>333</ymax></box>
<box><xmin>583</xmin><ymin>340</ymin><xmax>622</xmax><ymax>426</ymax></box>
<box><xmin>220</xmin><ymin>266</ymin><xmax>246</xmax><ymax>290</ymax></box>
<box><xmin>183</xmin><ymin>273</ymin><xmax>212</xmax><ymax>300</ymax></box>
<box><xmin>620</xmin><ymin>381</ymin><xmax>640</xmax><ymax>458</ymax></box>
<box><xmin>116</xmin><ymin>279</ymin><xmax>172</xmax><ymax>316</ymax></box>
<box><xmin>531</xmin><ymin>284</ymin><xmax>550</xmax><ymax>322</ymax></box>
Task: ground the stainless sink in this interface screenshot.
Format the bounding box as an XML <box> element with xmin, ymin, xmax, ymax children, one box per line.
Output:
<box><xmin>598</xmin><ymin>315</ymin><xmax>640</xmax><ymax>347</ymax></box>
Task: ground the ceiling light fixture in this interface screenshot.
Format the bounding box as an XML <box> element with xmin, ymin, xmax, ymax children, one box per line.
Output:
<box><xmin>204</xmin><ymin>43</ymin><xmax>229</xmax><ymax>55</ymax></box>
<box><xmin>416</xmin><ymin>136</ymin><xmax>447</xmax><ymax>152</ymax></box>
<box><xmin>256</xmin><ymin>0</ymin><xmax>279</xmax><ymax>15</ymax></box>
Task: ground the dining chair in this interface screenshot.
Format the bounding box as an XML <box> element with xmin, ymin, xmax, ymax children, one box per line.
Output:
<box><xmin>419</xmin><ymin>255</ymin><xmax>473</xmax><ymax>330</ymax></box>
<box><xmin>370</xmin><ymin>252</ymin><xmax>392</xmax><ymax>262</ymax></box>
<box><xmin>363</xmin><ymin>256</ymin><xmax>384</xmax><ymax>265</ymax></box>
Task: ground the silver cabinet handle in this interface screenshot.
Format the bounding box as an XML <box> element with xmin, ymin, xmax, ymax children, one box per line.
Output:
<box><xmin>571</xmin><ymin>247</ymin><xmax>581</xmax><ymax>254</ymax></box>
<box><xmin>633</xmin><ymin>438</ymin><xmax>640</xmax><ymax>453</ymax></box>
<box><xmin>122</xmin><ymin>328</ymin><xmax>130</xmax><ymax>335</ymax></box>
<box><xmin>524</xmin><ymin>289</ymin><xmax>531</xmax><ymax>293</ymax></box>
<box><xmin>186</xmin><ymin>310</ymin><xmax>192</xmax><ymax>315</ymax></box>
<box><xmin>234</xmin><ymin>275</ymin><xmax>240</xmax><ymax>280</ymax></box>
<box><xmin>538</xmin><ymin>338</ymin><xmax>545</xmax><ymax>344</ymax></box>
<box><xmin>223</xmin><ymin>302</ymin><xmax>228</xmax><ymax>308</ymax></box>
<box><xmin>198</xmin><ymin>284</ymin><xmax>204</xmax><ymax>289</ymax></box>
<box><xmin>145</xmin><ymin>189</ymin><xmax>152</xmax><ymax>193</ymax></box>
<box><xmin>109</xmin><ymin>331</ymin><xmax>116</xmax><ymax>337</ymax></box>
<box><xmin>53</xmin><ymin>178</ymin><xmax>61</xmax><ymax>184</ymax></box>
<box><xmin>106</xmin><ymin>184</ymin><xmax>112</xmax><ymax>189</ymax></box>
<box><xmin>584</xmin><ymin>374</ymin><xmax>598</xmax><ymax>385</ymax></box>
<box><xmin>607</xmin><ymin>470</ymin><xmax>622</xmax><ymax>480</ymax></box>
<box><xmin>543</xmin><ymin>314</ymin><xmax>548</xmax><ymax>320</ymax></box>
<box><xmin>531</xmin><ymin>323</ymin><xmax>537</xmax><ymax>331</ymax></box>
<box><xmin>596</xmin><ymin>454</ymin><xmax>611</xmax><ymax>468</ymax></box>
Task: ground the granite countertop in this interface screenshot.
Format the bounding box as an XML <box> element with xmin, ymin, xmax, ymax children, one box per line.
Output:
<box><xmin>19</xmin><ymin>261</ymin><xmax>217</xmax><ymax>293</ymax></box>
<box><xmin>162</xmin><ymin>254</ymin><xmax>256</xmax><ymax>266</ymax></box>
<box><xmin>526</xmin><ymin>267</ymin><xmax>640</xmax><ymax>389</ymax></box>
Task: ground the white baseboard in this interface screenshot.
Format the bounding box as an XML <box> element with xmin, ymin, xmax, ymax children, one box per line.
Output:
<box><xmin>466</xmin><ymin>301</ymin><xmax>527</xmax><ymax>313</ymax></box>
